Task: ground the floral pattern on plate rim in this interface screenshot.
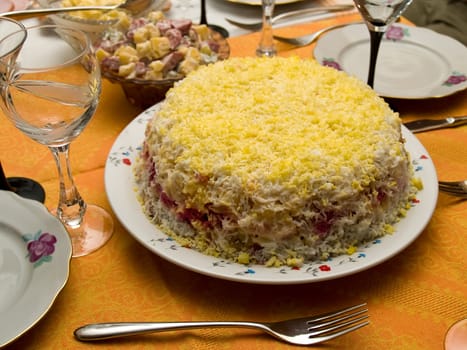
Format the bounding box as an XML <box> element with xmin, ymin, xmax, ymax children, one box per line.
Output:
<box><xmin>108</xmin><ymin>112</ymin><xmax>153</xmax><ymax>167</ymax></box>
<box><xmin>110</xmin><ymin>112</ymin><xmax>428</xmax><ymax>277</ymax></box>
<box><xmin>22</xmin><ymin>230</ymin><xmax>58</xmax><ymax>267</ymax></box>
<box><xmin>443</xmin><ymin>72</ymin><xmax>467</xmax><ymax>86</ymax></box>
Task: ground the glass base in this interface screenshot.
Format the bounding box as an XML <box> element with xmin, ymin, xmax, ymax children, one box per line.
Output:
<box><xmin>256</xmin><ymin>47</ymin><xmax>276</xmax><ymax>57</ymax></box>
<box><xmin>7</xmin><ymin>177</ymin><xmax>46</xmax><ymax>203</ymax></box>
<box><xmin>55</xmin><ymin>204</ymin><xmax>114</xmax><ymax>258</ymax></box>
<box><xmin>445</xmin><ymin>318</ymin><xmax>467</xmax><ymax>350</ymax></box>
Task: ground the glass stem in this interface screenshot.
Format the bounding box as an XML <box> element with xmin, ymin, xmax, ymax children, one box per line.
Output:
<box><xmin>367</xmin><ymin>30</ymin><xmax>384</xmax><ymax>88</ymax></box>
<box><xmin>200</xmin><ymin>0</ymin><xmax>207</xmax><ymax>25</ymax></box>
<box><xmin>0</xmin><ymin>161</ymin><xmax>14</xmax><ymax>191</ymax></box>
<box><xmin>256</xmin><ymin>0</ymin><xmax>276</xmax><ymax>57</ymax></box>
<box><xmin>49</xmin><ymin>144</ymin><xmax>86</xmax><ymax>229</ymax></box>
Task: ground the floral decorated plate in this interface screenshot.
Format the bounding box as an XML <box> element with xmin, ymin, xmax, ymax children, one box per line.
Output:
<box><xmin>0</xmin><ymin>191</ymin><xmax>71</xmax><ymax>347</ymax></box>
<box><xmin>313</xmin><ymin>23</ymin><xmax>467</xmax><ymax>99</ymax></box>
<box><xmin>105</xmin><ymin>104</ymin><xmax>438</xmax><ymax>285</ymax></box>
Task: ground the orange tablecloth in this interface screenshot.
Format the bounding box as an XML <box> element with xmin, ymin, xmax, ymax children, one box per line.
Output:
<box><xmin>1</xmin><ymin>13</ymin><xmax>466</xmax><ymax>350</ymax></box>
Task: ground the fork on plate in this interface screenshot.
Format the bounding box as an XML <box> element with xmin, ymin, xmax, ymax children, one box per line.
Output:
<box><xmin>273</xmin><ymin>21</ymin><xmax>360</xmax><ymax>46</ymax></box>
<box><xmin>74</xmin><ymin>303</ymin><xmax>369</xmax><ymax>345</ymax></box>
<box><xmin>225</xmin><ymin>4</ymin><xmax>354</xmax><ymax>31</ymax></box>
<box><xmin>439</xmin><ymin>180</ymin><xmax>467</xmax><ymax>198</ymax></box>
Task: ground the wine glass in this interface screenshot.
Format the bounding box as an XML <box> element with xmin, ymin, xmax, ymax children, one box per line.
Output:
<box><xmin>256</xmin><ymin>0</ymin><xmax>276</xmax><ymax>57</ymax></box>
<box><xmin>0</xmin><ymin>23</ymin><xmax>113</xmax><ymax>257</ymax></box>
<box><xmin>0</xmin><ymin>17</ymin><xmax>46</xmax><ymax>203</ymax></box>
<box><xmin>353</xmin><ymin>0</ymin><xmax>413</xmax><ymax>88</ymax></box>
<box><xmin>200</xmin><ymin>0</ymin><xmax>229</xmax><ymax>38</ymax></box>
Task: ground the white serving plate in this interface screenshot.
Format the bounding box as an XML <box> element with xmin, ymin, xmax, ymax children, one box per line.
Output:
<box><xmin>0</xmin><ymin>190</ymin><xmax>71</xmax><ymax>347</ymax></box>
<box><xmin>105</xmin><ymin>104</ymin><xmax>437</xmax><ymax>284</ymax></box>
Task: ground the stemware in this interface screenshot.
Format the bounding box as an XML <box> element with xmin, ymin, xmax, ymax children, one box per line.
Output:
<box><xmin>200</xmin><ymin>0</ymin><xmax>229</xmax><ymax>38</ymax></box>
<box><xmin>256</xmin><ymin>0</ymin><xmax>276</xmax><ymax>57</ymax></box>
<box><xmin>353</xmin><ymin>0</ymin><xmax>413</xmax><ymax>88</ymax></box>
<box><xmin>0</xmin><ymin>17</ymin><xmax>46</xmax><ymax>203</ymax></box>
<box><xmin>0</xmin><ymin>22</ymin><xmax>113</xmax><ymax>257</ymax></box>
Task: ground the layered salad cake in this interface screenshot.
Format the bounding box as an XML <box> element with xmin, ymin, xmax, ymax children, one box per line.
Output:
<box><xmin>134</xmin><ymin>56</ymin><xmax>418</xmax><ymax>267</ymax></box>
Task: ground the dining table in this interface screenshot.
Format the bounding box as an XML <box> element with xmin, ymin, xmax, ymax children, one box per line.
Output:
<box><xmin>0</xmin><ymin>4</ymin><xmax>466</xmax><ymax>350</ymax></box>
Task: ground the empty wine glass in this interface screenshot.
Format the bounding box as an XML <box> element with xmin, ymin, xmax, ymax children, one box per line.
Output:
<box><xmin>0</xmin><ymin>17</ymin><xmax>46</xmax><ymax>203</ymax></box>
<box><xmin>0</xmin><ymin>22</ymin><xmax>113</xmax><ymax>257</ymax></box>
<box><xmin>256</xmin><ymin>0</ymin><xmax>276</xmax><ymax>57</ymax></box>
<box><xmin>353</xmin><ymin>0</ymin><xmax>413</xmax><ymax>88</ymax></box>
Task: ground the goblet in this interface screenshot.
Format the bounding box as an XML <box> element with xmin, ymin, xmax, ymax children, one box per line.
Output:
<box><xmin>0</xmin><ymin>23</ymin><xmax>113</xmax><ymax>257</ymax></box>
<box><xmin>353</xmin><ymin>0</ymin><xmax>413</xmax><ymax>88</ymax></box>
<box><xmin>200</xmin><ymin>0</ymin><xmax>229</xmax><ymax>38</ymax></box>
<box><xmin>0</xmin><ymin>17</ymin><xmax>46</xmax><ymax>203</ymax></box>
<box><xmin>256</xmin><ymin>0</ymin><xmax>276</xmax><ymax>57</ymax></box>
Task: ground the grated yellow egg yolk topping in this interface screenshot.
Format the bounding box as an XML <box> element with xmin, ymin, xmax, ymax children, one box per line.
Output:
<box><xmin>156</xmin><ymin>56</ymin><xmax>402</xmax><ymax>191</ymax></box>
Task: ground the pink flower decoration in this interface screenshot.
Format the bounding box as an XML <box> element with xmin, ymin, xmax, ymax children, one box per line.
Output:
<box><xmin>27</xmin><ymin>233</ymin><xmax>57</xmax><ymax>263</ymax></box>
<box><xmin>385</xmin><ymin>26</ymin><xmax>405</xmax><ymax>41</ymax></box>
<box><xmin>322</xmin><ymin>59</ymin><xmax>342</xmax><ymax>71</ymax></box>
<box><xmin>444</xmin><ymin>74</ymin><xmax>467</xmax><ymax>86</ymax></box>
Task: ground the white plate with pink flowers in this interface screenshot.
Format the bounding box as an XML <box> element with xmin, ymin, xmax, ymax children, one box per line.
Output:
<box><xmin>0</xmin><ymin>190</ymin><xmax>71</xmax><ymax>347</ymax></box>
<box><xmin>313</xmin><ymin>23</ymin><xmax>467</xmax><ymax>99</ymax></box>
<box><xmin>104</xmin><ymin>105</ymin><xmax>438</xmax><ymax>285</ymax></box>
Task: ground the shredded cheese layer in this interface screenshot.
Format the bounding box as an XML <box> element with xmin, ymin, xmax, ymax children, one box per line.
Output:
<box><xmin>135</xmin><ymin>57</ymin><xmax>415</xmax><ymax>266</ymax></box>
<box><xmin>158</xmin><ymin>57</ymin><xmax>401</xmax><ymax>185</ymax></box>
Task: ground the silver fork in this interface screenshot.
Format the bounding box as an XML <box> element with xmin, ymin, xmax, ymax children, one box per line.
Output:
<box><xmin>273</xmin><ymin>21</ymin><xmax>361</xmax><ymax>47</ymax></box>
<box><xmin>225</xmin><ymin>4</ymin><xmax>355</xmax><ymax>31</ymax></box>
<box><xmin>439</xmin><ymin>180</ymin><xmax>467</xmax><ymax>198</ymax></box>
<box><xmin>74</xmin><ymin>303</ymin><xmax>369</xmax><ymax>345</ymax></box>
